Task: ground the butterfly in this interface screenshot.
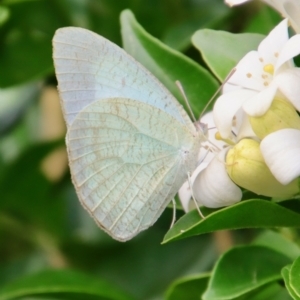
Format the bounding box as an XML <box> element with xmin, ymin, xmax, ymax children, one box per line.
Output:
<box><xmin>52</xmin><ymin>27</ymin><xmax>203</xmax><ymax>241</ymax></box>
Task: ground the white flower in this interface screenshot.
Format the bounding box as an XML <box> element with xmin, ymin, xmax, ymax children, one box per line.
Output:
<box><xmin>178</xmin><ymin>112</ymin><xmax>232</xmax><ymax>211</ymax></box>
<box><xmin>226</xmin><ymin>138</ymin><xmax>298</xmax><ymax>197</ymax></box>
<box><xmin>260</xmin><ymin>128</ymin><xmax>300</xmax><ymax>185</ymax></box>
<box><xmin>213</xmin><ymin>89</ymin><xmax>257</xmax><ymax>140</ymax></box>
<box><xmin>178</xmin><ymin>162</ymin><xmax>209</xmax><ymax>212</ymax></box>
<box><xmin>214</xmin><ymin>19</ymin><xmax>300</xmax><ymax>140</ymax></box>
<box><xmin>224</xmin><ymin>0</ymin><xmax>300</xmax><ymax>33</ymax></box>
<box><xmin>192</xmin><ymin>149</ymin><xmax>242</xmax><ymax>208</ymax></box>
<box><xmin>179</xmin><ymin>114</ymin><xmax>299</xmax><ymax>211</ymax></box>
<box><xmin>180</xmin><ymin>146</ymin><xmax>243</xmax><ymax>210</ymax></box>
<box><xmin>179</xmin><ymin>112</ymin><xmax>256</xmax><ymax>210</ymax></box>
<box><xmin>246</xmin><ymin>96</ymin><xmax>300</xmax><ymax>188</ymax></box>
<box><xmin>192</xmin><ymin>136</ymin><xmax>298</xmax><ymax>209</ymax></box>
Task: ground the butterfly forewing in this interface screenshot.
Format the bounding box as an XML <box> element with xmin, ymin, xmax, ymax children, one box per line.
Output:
<box><xmin>53</xmin><ymin>27</ymin><xmax>192</xmax><ymax>128</ymax></box>
<box><xmin>67</xmin><ymin>98</ymin><xmax>201</xmax><ymax>241</ymax></box>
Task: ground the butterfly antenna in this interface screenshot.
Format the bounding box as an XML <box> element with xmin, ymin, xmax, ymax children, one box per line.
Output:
<box><xmin>176</xmin><ymin>80</ymin><xmax>196</xmax><ymax>123</ymax></box>
<box><xmin>200</xmin><ymin>68</ymin><xmax>236</xmax><ymax>120</ymax></box>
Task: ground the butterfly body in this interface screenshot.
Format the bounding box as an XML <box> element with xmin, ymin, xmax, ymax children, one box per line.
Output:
<box><xmin>53</xmin><ymin>27</ymin><xmax>202</xmax><ymax>241</ymax></box>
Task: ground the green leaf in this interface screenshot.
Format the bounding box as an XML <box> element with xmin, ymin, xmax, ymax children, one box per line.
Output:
<box><xmin>192</xmin><ymin>30</ymin><xmax>264</xmax><ymax>81</ymax></box>
<box><xmin>282</xmin><ymin>265</ymin><xmax>300</xmax><ymax>300</ymax></box>
<box><xmin>288</xmin><ymin>256</ymin><xmax>300</xmax><ymax>298</ymax></box>
<box><xmin>163</xmin><ymin>200</ymin><xmax>300</xmax><ymax>243</ymax></box>
<box><xmin>120</xmin><ymin>9</ymin><xmax>219</xmax><ymax>117</ymax></box>
<box><xmin>244</xmin><ymin>5</ymin><xmax>282</xmax><ymax>35</ymax></box>
<box><xmin>234</xmin><ymin>282</ymin><xmax>292</xmax><ymax>300</ymax></box>
<box><xmin>164</xmin><ymin>273</ymin><xmax>209</xmax><ymax>300</ymax></box>
<box><xmin>203</xmin><ymin>245</ymin><xmax>291</xmax><ymax>300</ymax></box>
<box><xmin>253</xmin><ymin>230</ymin><xmax>300</xmax><ymax>260</ymax></box>
<box><xmin>162</xmin><ymin>0</ymin><xmax>230</xmax><ymax>51</ymax></box>
<box><xmin>0</xmin><ymin>0</ymin><xmax>64</xmax><ymax>87</ymax></box>
<box><xmin>0</xmin><ymin>269</ymin><xmax>135</xmax><ymax>300</ymax></box>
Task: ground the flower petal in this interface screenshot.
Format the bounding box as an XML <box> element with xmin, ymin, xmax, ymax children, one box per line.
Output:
<box><xmin>225</xmin><ymin>1</ymin><xmax>300</xmax><ymax>33</ymax></box>
<box><xmin>261</xmin><ymin>0</ymin><xmax>281</xmax><ymax>10</ymax></box>
<box><xmin>275</xmin><ymin>34</ymin><xmax>300</xmax><ymax>72</ymax></box>
<box><xmin>258</xmin><ymin>19</ymin><xmax>289</xmax><ymax>66</ymax></box>
<box><xmin>193</xmin><ymin>149</ymin><xmax>242</xmax><ymax>208</ymax></box>
<box><xmin>235</xmin><ymin>109</ymin><xmax>256</xmax><ymax>140</ymax></box>
<box><xmin>178</xmin><ymin>162</ymin><xmax>208</xmax><ymax>212</ymax></box>
<box><xmin>242</xmin><ymin>82</ymin><xmax>277</xmax><ymax>116</ymax></box>
<box><xmin>214</xmin><ymin>89</ymin><xmax>256</xmax><ymax>139</ymax></box>
<box><xmin>260</xmin><ymin>128</ymin><xmax>300</xmax><ymax>184</ymax></box>
<box><xmin>179</xmin><ymin>112</ymin><xmax>228</xmax><ymax>212</ymax></box>
<box><xmin>225</xmin><ymin>0</ymin><xmax>250</xmax><ymax>6</ymax></box>
<box><xmin>222</xmin><ymin>82</ymin><xmax>242</xmax><ymax>94</ymax></box>
<box><xmin>282</xmin><ymin>0</ymin><xmax>300</xmax><ymax>33</ymax></box>
<box><xmin>200</xmin><ymin>111</ymin><xmax>227</xmax><ymax>154</ymax></box>
<box><xmin>225</xmin><ymin>51</ymin><xmax>266</xmax><ymax>91</ymax></box>
<box><xmin>275</xmin><ymin>68</ymin><xmax>300</xmax><ymax>111</ymax></box>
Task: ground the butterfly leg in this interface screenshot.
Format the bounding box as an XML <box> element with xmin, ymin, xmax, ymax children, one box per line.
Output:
<box><xmin>187</xmin><ymin>172</ymin><xmax>205</xmax><ymax>219</ymax></box>
<box><xmin>170</xmin><ymin>198</ymin><xmax>176</xmax><ymax>228</ymax></box>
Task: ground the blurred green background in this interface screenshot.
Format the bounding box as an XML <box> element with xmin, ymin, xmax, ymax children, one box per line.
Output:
<box><xmin>0</xmin><ymin>0</ymin><xmax>282</xmax><ymax>299</ymax></box>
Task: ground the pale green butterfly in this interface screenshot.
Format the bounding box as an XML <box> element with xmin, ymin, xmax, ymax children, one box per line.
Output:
<box><xmin>52</xmin><ymin>27</ymin><xmax>203</xmax><ymax>241</ymax></box>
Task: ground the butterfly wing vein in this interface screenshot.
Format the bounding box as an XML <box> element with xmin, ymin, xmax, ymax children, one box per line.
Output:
<box><xmin>53</xmin><ymin>27</ymin><xmax>202</xmax><ymax>241</ymax></box>
<box><xmin>67</xmin><ymin>98</ymin><xmax>199</xmax><ymax>241</ymax></box>
<box><xmin>53</xmin><ymin>27</ymin><xmax>191</xmax><ymax>128</ymax></box>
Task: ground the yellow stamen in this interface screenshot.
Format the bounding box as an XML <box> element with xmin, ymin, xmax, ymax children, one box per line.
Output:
<box><xmin>215</xmin><ymin>132</ymin><xmax>235</xmax><ymax>145</ymax></box>
<box><xmin>215</xmin><ymin>132</ymin><xmax>222</xmax><ymax>140</ymax></box>
<box><xmin>263</xmin><ymin>64</ymin><xmax>274</xmax><ymax>75</ymax></box>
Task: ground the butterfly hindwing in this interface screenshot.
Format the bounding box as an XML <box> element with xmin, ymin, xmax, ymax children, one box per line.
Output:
<box><xmin>67</xmin><ymin>98</ymin><xmax>200</xmax><ymax>241</ymax></box>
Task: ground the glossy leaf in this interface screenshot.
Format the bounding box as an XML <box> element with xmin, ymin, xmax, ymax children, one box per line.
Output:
<box><xmin>164</xmin><ymin>273</ymin><xmax>209</xmax><ymax>300</ymax></box>
<box><xmin>120</xmin><ymin>9</ymin><xmax>219</xmax><ymax>117</ymax></box>
<box><xmin>234</xmin><ymin>282</ymin><xmax>292</xmax><ymax>300</ymax></box>
<box><xmin>253</xmin><ymin>230</ymin><xmax>300</xmax><ymax>260</ymax></box>
<box><xmin>0</xmin><ymin>269</ymin><xmax>135</xmax><ymax>300</ymax></box>
<box><xmin>163</xmin><ymin>200</ymin><xmax>300</xmax><ymax>243</ymax></box>
<box><xmin>288</xmin><ymin>256</ymin><xmax>300</xmax><ymax>298</ymax></box>
<box><xmin>203</xmin><ymin>245</ymin><xmax>291</xmax><ymax>300</ymax></box>
<box><xmin>192</xmin><ymin>30</ymin><xmax>264</xmax><ymax>81</ymax></box>
<box><xmin>282</xmin><ymin>265</ymin><xmax>300</xmax><ymax>300</ymax></box>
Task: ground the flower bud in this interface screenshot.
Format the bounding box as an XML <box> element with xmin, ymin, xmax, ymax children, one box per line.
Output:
<box><xmin>249</xmin><ymin>98</ymin><xmax>300</xmax><ymax>139</ymax></box>
<box><xmin>226</xmin><ymin>139</ymin><xmax>298</xmax><ymax>197</ymax></box>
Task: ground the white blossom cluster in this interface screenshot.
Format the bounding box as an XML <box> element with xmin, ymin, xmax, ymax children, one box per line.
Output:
<box><xmin>179</xmin><ymin>0</ymin><xmax>300</xmax><ymax>211</ymax></box>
